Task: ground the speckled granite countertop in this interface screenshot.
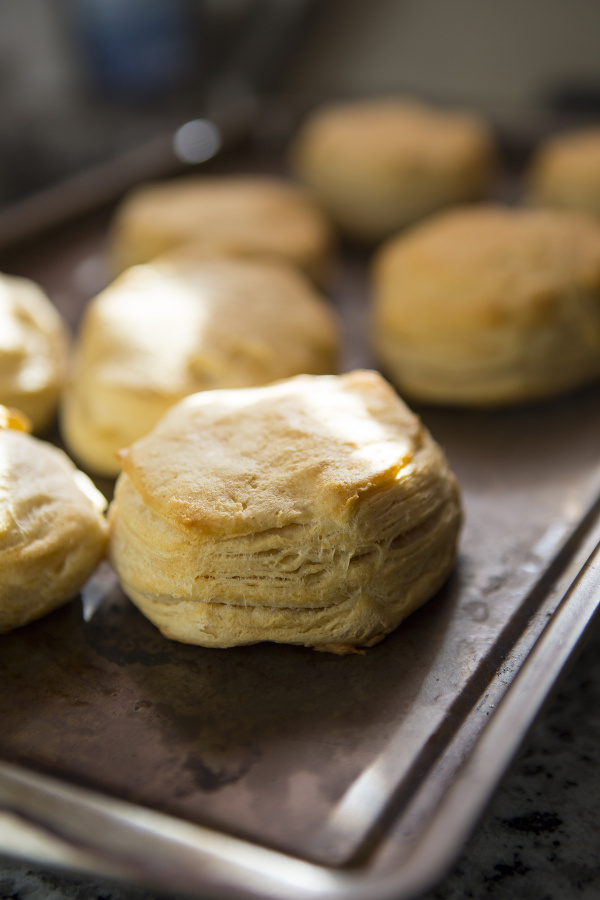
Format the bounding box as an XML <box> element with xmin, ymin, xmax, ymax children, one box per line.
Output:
<box><xmin>2</xmin><ymin>613</ymin><xmax>600</xmax><ymax>900</ymax></box>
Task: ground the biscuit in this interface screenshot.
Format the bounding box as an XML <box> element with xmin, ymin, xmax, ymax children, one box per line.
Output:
<box><xmin>289</xmin><ymin>97</ymin><xmax>495</xmax><ymax>242</ymax></box>
<box><xmin>109</xmin><ymin>174</ymin><xmax>335</xmax><ymax>285</ymax></box>
<box><xmin>0</xmin><ymin>409</ymin><xmax>108</xmax><ymax>632</ymax></box>
<box><xmin>61</xmin><ymin>256</ymin><xmax>340</xmax><ymax>477</ymax></box>
<box><xmin>528</xmin><ymin>127</ymin><xmax>600</xmax><ymax>217</ymax></box>
<box><xmin>109</xmin><ymin>370</ymin><xmax>462</xmax><ymax>654</ymax></box>
<box><xmin>372</xmin><ymin>205</ymin><xmax>600</xmax><ymax>406</ymax></box>
<box><xmin>0</xmin><ymin>271</ymin><xmax>70</xmax><ymax>432</ymax></box>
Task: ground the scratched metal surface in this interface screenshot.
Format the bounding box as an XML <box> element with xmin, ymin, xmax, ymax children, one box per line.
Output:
<box><xmin>1</xmin><ymin>202</ymin><xmax>600</xmax><ymax>877</ymax></box>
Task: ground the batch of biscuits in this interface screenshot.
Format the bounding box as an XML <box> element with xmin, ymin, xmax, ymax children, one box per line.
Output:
<box><xmin>2</xmin><ymin>97</ymin><xmax>600</xmax><ymax>655</ymax></box>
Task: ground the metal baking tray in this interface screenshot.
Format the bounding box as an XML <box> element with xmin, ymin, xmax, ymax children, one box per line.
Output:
<box><xmin>1</xmin><ymin>140</ymin><xmax>600</xmax><ymax>900</ymax></box>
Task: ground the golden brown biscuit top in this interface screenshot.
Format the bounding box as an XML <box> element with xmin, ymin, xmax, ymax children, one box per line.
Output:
<box><xmin>291</xmin><ymin>98</ymin><xmax>493</xmax><ymax>173</ymax></box>
<box><xmin>111</xmin><ymin>174</ymin><xmax>333</xmax><ymax>263</ymax></box>
<box><xmin>119</xmin><ymin>370</ymin><xmax>423</xmax><ymax>537</ymax></box>
<box><xmin>78</xmin><ymin>256</ymin><xmax>339</xmax><ymax>396</ymax></box>
<box><xmin>531</xmin><ymin>127</ymin><xmax>600</xmax><ymax>183</ymax></box>
<box><xmin>0</xmin><ymin>272</ymin><xmax>69</xmax><ymax>396</ymax></box>
<box><xmin>375</xmin><ymin>205</ymin><xmax>600</xmax><ymax>334</ymax></box>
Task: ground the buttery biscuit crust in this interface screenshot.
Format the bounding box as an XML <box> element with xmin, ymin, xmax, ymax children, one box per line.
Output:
<box><xmin>109</xmin><ymin>174</ymin><xmax>335</xmax><ymax>285</ymax></box>
<box><xmin>0</xmin><ymin>428</ymin><xmax>108</xmax><ymax>632</ymax></box>
<box><xmin>528</xmin><ymin>127</ymin><xmax>600</xmax><ymax>217</ymax></box>
<box><xmin>110</xmin><ymin>371</ymin><xmax>462</xmax><ymax>653</ymax></box>
<box><xmin>61</xmin><ymin>256</ymin><xmax>340</xmax><ymax>477</ymax></box>
<box><xmin>0</xmin><ymin>272</ymin><xmax>70</xmax><ymax>432</ymax></box>
<box><xmin>373</xmin><ymin>205</ymin><xmax>600</xmax><ymax>405</ymax></box>
<box><xmin>290</xmin><ymin>98</ymin><xmax>495</xmax><ymax>241</ymax></box>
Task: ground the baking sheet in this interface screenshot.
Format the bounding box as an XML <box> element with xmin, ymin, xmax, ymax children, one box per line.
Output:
<box><xmin>1</xmin><ymin>169</ymin><xmax>600</xmax><ymax>899</ymax></box>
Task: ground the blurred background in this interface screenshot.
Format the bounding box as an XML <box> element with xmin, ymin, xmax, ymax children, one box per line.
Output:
<box><xmin>1</xmin><ymin>0</ymin><xmax>600</xmax><ymax>208</ymax></box>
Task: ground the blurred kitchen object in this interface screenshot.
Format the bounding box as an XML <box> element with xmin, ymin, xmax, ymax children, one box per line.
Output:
<box><xmin>0</xmin><ymin>0</ymin><xmax>321</xmax><ymax>248</ymax></box>
<box><xmin>1</xmin><ymin>0</ymin><xmax>600</xmax><ymax>214</ymax></box>
<box><xmin>66</xmin><ymin>0</ymin><xmax>201</xmax><ymax>103</ymax></box>
<box><xmin>0</xmin><ymin>0</ymin><xmax>320</xmax><ymax>211</ymax></box>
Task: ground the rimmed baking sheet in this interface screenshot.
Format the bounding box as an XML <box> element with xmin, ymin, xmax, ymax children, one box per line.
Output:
<box><xmin>1</xmin><ymin>162</ymin><xmax>600</xmax><ymax>900</ymax></box>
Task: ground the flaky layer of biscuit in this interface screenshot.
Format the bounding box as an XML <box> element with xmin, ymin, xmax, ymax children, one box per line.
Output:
<box><xmin>0</xmin><ymin>429</ymin><xmax>108</xmax><ymax>632</ymax></box>
<box><xmin>109</xmin><ymin>371</ymin><xmax>462</xmax><ymax>652</ymax></box>
<box><xmin>373</xmin><ymin>205</ymin><xmax>600</xmax><ymax>405</ymax></box>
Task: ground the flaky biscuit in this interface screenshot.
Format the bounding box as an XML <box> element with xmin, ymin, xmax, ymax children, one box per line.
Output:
<box><xmin>0</xmin><ymin>422</ymin><xmax>108</xmax><ymax>632</ymax></box>
<box><xmin>109</xmin><ymin>370</ymin><xmax>462</xmax><ymax>654</ymax></box>
<box><xmin>61</xmin><ymin>256</ymin><xmax>340</xmax><ymax>477</ymax></box>
<box><xmin>289</xmin><ymin>97</ymin><xmax>495</xmax><ymax>241</ymax></box>
<box><xmin>109</xmin><ymin>174</ymin><xmax>335</xmax><ymax>285</ymax></box>
<box><xmin>528</xmin><ymin>127</ymin><xmax>600</xmax><ymax>218</ymax></box>
<box><xmin>372</xmin><ymin>205</ymin><xmax>600</xmax><ymax>406</ymax></box>
<box><xmin>0</xmin><ymin>271</ymin><xmax>70</xmax><ymax>432</ymax></box>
